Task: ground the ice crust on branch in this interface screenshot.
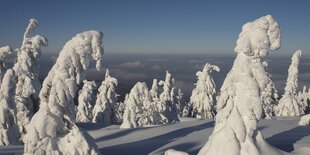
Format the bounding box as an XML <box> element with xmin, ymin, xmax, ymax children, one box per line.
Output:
<box><xmin>190</xmin><ymin>63</ymin><xmax>220</xmax><ymax>119</ymax></box>
<box><xmin>24</xmin><ymin>30</ymin><xmax>103</xmax><ymax>155</ymax></box>
<box><xmin>13</xmin><ymin>19</ymin><xmax>48</xmax><ymax>139</ymax></box>
<box><xmin>196</xmin><ymin>15</ymin><xmax>290</xmax><ymax>155</ymax></box>
<box><xmin>92</xmin><ymin>69</ymin><xmax>119</xmax><ymax>125</ymax></box>
<box><xmin>275</xmin><ymin>50</ymin><xmax>303</xmax><ymax>116</ymax></box>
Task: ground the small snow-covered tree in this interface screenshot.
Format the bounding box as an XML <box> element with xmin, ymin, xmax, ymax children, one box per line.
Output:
<box><xmin>120</xmin><ymin>82</ymin><xmax>164</xmax><ymax>128</ymax></box>
<box><xmin>197</xmin><ymin>15</ymin><xmax>286</xmax><ymax>155</ymax></box>
<box><xmin>275</xmin><ymin>50</ymin><xmax>303</xmax><ymax>116</ymax></box>
<box><xmin>0</xmin><ymin>45</ymin><xmax>13</xmax><ymax>86</ymax></box>
<box><xmin>261</xmin><ymin>61</ymin><xmax>278</xmax><ymax>119</ymax></box>
<box><xmin>299</xmin><ymin>114</ymin><xmax>310</xmax><ymax>126</ymax></box>
<box><xmin>150</xmin><ymin>79</ymin><xmax>159</xmax><ymax>100</ymax></box>
<box><xmin>76</xmin><ymin>80</ymin><xmax>97</xmax><ymax>122</ymax></box>
<box><xmin>24</xmin><ymin>31</ymin><xmax>103</xmax><ymax>155</ymax></box>
<box><xmin>159</xmin><ymin>71</ymin><xmax>179</xmax><ymax>123</ymax></box>
<box><xmin>92</xmin><ymin>69</ymin><xmax>118</xmax><ymax>125</ymax></box>
<box><xmin>297</xmin><ymin>86</ymin><xmax>309</xmax><ymax>112</ymax></box>
<box><xmin>175</xmin><ymin>89</ymin><xmax>184</xmax><ymax>117</ymax></box>
<box><xmin>190</xmin><ymin>63</ymin><xmax>220</xmax><ymax>119</ymax></box>
<box><xmin>0</xmin><ymin>69</ymin><xmax>20</xmax><ymax>145</ymax></box>
<box><xmin>13</xmin><ymin>19</ymin><xmax>48</xmax><ymax>139</ymax></box>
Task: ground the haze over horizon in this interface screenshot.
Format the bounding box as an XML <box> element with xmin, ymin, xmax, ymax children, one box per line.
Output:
<box><xmin>0</xmin><ymin>0</ymin><xmax>309</xmax><ymax>55</ymax></box>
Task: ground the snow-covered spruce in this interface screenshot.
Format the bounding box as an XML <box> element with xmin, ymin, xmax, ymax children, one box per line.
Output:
<box><xmin>275</xmin><ymin>50</ymin><xmax>303</xmax><ymax>116</ymax></box>
<box><xmin>196</xmin><ymin>15</ymin><xmax>290</xmax><ymax>155</ymax></box>
<box><xmin>120</xmin><ymin>82</ymin><xmax>165</xmax><ymax>128</ymax></box>
<box><xmin>0</xmin><ymin>69</ymin><xmax>20</xmax><ymax>145</ymax></box>
<box><xmin>13</xmin><ymin>19</ymin><xmax>48</xmax><ymax>139</ymax></box>
<box><xmin>175</xmin><ymin>89</ymin><xmax>184</xmax><ymax>117</ymax></box>
<box><xmin>261</xmin><ymin>61</ymin><xmax>278</xmax><ymax>119</ymax></box>
<box><xmin>159</xmin><ymin>71</ymin><xmax>179</xmax><ymax>123</ymax></box>
<box><xmin>297</xmin><ymin>86</ymin><xmax>309</xmax><ymax>113</ymax></box>
<box><xmin>190</xmin><ymin>63</ymin><xmax>220</xmax><ymax>119</ymax></box>
<box><xmin>24</xmin><ymin>31</ymin><xmax>103</xmax><ymax>155</ymax></box>
<box><xmin>0</xmin><ymin>45</ymin><xmax>13</xmax><ymax>86</ymax></box>
<box><xmin>76</xmin><ymin>80</ymin><xmax>97</xmax><ymax>122</ymax></box>
<box><xmin>92</xmin><ymin>69</ymin><xmax>119</xmax><ymax>125</ymax></box>
<box><xmin>150</xmin><ymin>79</ymin><xmax>159</xmax><ymax>101</ymax></box>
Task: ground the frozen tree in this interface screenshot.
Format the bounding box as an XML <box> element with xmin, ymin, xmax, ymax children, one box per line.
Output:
<box><xmin>297</xmin><ymin>86</ymin><xmax>309</xmax><ymax>112</ymax></box>
<box><xmin>120</xmin><ymin>82</ymin><xmax>164</xmax><ymax>128</ymax></box>
<box><xmin>0</xmin><ymin>69</ymin><xmax>20</xmax><ymax>145</ymax></box>
<box><xmin>92</xmin><ymin>69</ymin><xmax>118</xmax><ymax>125</ymax></box>
<box><xmin>175</xmin><ymin>89</ymin><xmax>184</xmax><ymax>117</ymax></box>
<box><xmin>190</xmin><ymin>63</ymin><xmax>220</xmax><ymax>119</ymax></box>
<box><xmin>150</xmin><ymin>79</ymin><xmax>159</xmax><ymax>100</ymax></box>
<box><xmin>261</xmin><ymin>61</ymin><xmax>278</xmax><ymax>119</ymax></box>
<box><xmin>76</xmin><ymin>80</ymin><xmax>97</xmax><ymax>122</ymax></box>
<box><xmin>197</xmin><ymin>15</ymin><xmax>287</xmax><ymax>155</ymax></box>
<box><xmin>159</xmin><ymin>71</ymin><xmax>179</xmax><ymax>123</ymax></box>
<box><xmin>0</xmin><ymin>45</ymin><xmax>13</xmax><ymax>86</ymax></box>
<box><xmin>13</xmin><ymin>19</ymin><xmax>48</xmax><ymax>139</ymax></box>
<box><xmin>275</xmin><ymin>50</ymin><xmax>303</xmax><ymax>116</ymax></box>
<box><xmin>24</xmin><ymin>31</ymin><xmax>103</xmax><ymax>155</ymax></box>
<box><xmin>299</xmin><ymin>114</ymin><xmax>310</xmax><ymax>126</ymax></box>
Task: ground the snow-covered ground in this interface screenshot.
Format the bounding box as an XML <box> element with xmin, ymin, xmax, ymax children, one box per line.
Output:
<box><xmin>0</xmin><ymin>117</ymin><xmax>309</xmax><ymax>155</ymax></box>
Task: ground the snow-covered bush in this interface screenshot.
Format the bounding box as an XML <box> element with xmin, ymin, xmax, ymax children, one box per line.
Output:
<box><xmin>159</xmin><ymin>71</ymin><xmax>179</xmax><ymax>123</ymax></box>
<box><xmin>24</xmin><ymin>31</ymin><xmax>103</xmax><ymax>155</ymax></box>
<box><xmin>299</xmin><ymin>114</ymin><xmax>310</xmax><ymax>126</ymax></box>
<box><xmin>0</xmin><ymin>45</ymin><xmax>13</xmax><ymax>86</ymax></box>
<box><xmin>120</xmin><ymin>82</ymin><xmax>165</xmax><ymax>128</ymax></box>
<box><xmin>261</xmin><ymin>61</ymin><xmax>278</xmax><ymax>119</ymax></box>
<box><xmin>13</xmin><ymin>19</ymin><xmax>48</xmax><ymax>139</ymax></box>
<box><xmin>76</xmin><ymin>80</ymin><xmax>97</xmax><ymax>122</ymax></box>
<box><xmin>198</xmin><ymin>15</ymin><xmax>286</xmax><ymax>155</ymax></box>
<box><xmin>92</xmin><ymin>69</ymin><xmax>118</xmax><ymax>125</ymax></box>
<box><xmin>0</xmin><ymin>69</ymin><xmax>20</xmax><ymax>145</ymax></box>
<box><xmin>190</xmin><ymin>63</ymin><xmax>220</xmax><ymax>119</ymax></box>
<box><xmin>275</xmin><ymin>50</ymin><xmax>303</xmax><ymax>116</ymax></box>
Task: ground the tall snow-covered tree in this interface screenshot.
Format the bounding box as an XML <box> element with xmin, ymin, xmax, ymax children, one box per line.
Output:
<box><xmin>120</xmin><ymin>82</ymin><xmax>164</xmax><ymax>128</ymax></box>
<box><xmin>23</xmin><ymin>31</ymin><xmax>103</xmax><ymax>155</ymax></box>
<box><xmin>275</xmin><ymin>50</ymin><xmax>303</xmax><ymax>116</ymax></box>
<box><xmin>13</xmin><ymin>19</ymin><xmax>48</xmax><ymax>139</ymax></box>
<box><xmin>261</xmin><ymin>61</ymin><xmax>278</xmax><ymax>119</ymax></box>
<box><xmin>0</xmin><ymin>69</ymin><xmax>20</xmax><ymax>145</ymax></box>
<box><xmin>197</xmin><ymin>15</ymin><xmax>286</xmax><ymax>155</ymax></box>
<box><xmin>149</xmin><ymin>79</ymin><xmax>159</xmax><ymax>100</ymax></box>
<box><xmin>0</xmin><ymin>45</ymin><xmax>13</xmax><ymax>86</ymax></box>
<box><xmin>76</xmin><ymin>80</ymin><xmax>97</xmax><ymax>122</ymax></box>
<box><xmin>159</xmin><ymin>71</ymin><xmax>179</xmax><ymax>123</ymax></box>
<box><xmin>92</xmin><ymin>69</ymin><xmax>118</xmax><ymax>125</ymax></box>
<box><xmin>190</xmin><ymin>63</ymin><xmax>220</xmax><ymax>119</ymax></box>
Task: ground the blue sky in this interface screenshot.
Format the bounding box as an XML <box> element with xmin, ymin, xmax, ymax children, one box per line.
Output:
<box><xmin>0</xmin><ymin>0</ymin><xmax>309</xmax><ymax>55</ymax></box>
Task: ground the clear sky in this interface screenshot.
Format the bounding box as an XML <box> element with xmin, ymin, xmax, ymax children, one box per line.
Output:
<box><xmin>0</xmin><ymin>0</ymin><xmax>309</xmax><ymax>55</ymax></box>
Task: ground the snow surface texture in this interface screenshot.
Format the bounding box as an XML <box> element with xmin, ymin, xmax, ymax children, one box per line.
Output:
<box><xmin>76</xmin><ymin>80</ymin><xmax>97</xmax><ymax>122</ymax></box>
<box><xmin>92</xmin><ymin>69</ymin><xmax>119</xmax><ymax>125</ymax></box>
<box><xmin>194</xmin><ymin>15</ymin><xmax>290</xmax><ymax>155</ymax></box>
<box><xmin>261</xmin><ymin>61</ymin><xmax>279</xmax><ymax>119</ymax></box>
<box><xmin>24</xmin><ymin>31</ymin><xmax>103</xmax><ymax>155</ymax></box>
<box><xmin>12</xmin><ymin>19</ymin><xmax>48</xmax><ymax>140</ymax></box>
<box><xmin>0</xmin><ymin>45</ymin><xmax>13</xmax><ymax>87</ymax></box>
<box><xmin>0</xmin><ymin>69</ymin><xmax>20</xmax><ymax>145</ymax></box>
<box><xmin>120</xmin><ymin>82</ymin><xmax>165</xmax><ymax>128</ymax></box>
<box><xmin>276</xmin><ymin>50</ymin><xmax>303</xmax><ymax>117</ymax></box>
<box><xmin>190</xmin><ymin>63</ymin><xmax>220</xmax><ymax>119</ymax></box>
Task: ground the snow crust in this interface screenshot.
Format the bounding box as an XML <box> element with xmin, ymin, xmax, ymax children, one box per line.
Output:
<box><xmin>276</xmin><ymin>50</ymin><xmax>303</xmax><ymax>116</ymax></box>
<box><xmin>24</xmin><ymin>30</ymin><xmax>103</xmax><ymax>155</ymax></box>
<box><xmin>190</xmin><ymin>63</ymin><xmax>220</xmax><ymax>119</ymax></box>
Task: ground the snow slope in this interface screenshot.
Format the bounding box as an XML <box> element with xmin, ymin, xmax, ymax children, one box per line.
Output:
<box><xmin>0</xmin><ymin>117</ymin><xmax>309</xmax><ymax>155</ymax></box>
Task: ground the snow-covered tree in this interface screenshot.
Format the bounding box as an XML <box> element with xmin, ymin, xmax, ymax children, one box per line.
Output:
<box><xmin>261</xmin><ymin>61</ymin><xmax>279</xmax><ymax>119</ymax></box>
<box><xmin>297</xmin><ymin>86</ymin><xmax>309</xmax><ymax>112</ymax></box>
<box><xmin>175</xmin><ymin>89</ymin><xmax>184</xmax><ymax>117</ymax></box>
<box><xmin>197</xmin><ymin>15</ymin><xmax>286</xmax><ymax>155</ymax></box>
<box><xmin>120</xmin><ymin>82</ymin><xmax>164</xmax><ymax>128</ymax></box>
<box><xmin>0</xmin><ymin>69</ymin><xmax>20</xmax><ymax>145</ymax></box>
<box><xmin>190</xmin><ymin>63</ymin><xmax>220</xmax><ymax>119</ymax></box>
<box><xmin>24</xmin><ymin>31</ymin><xmax>103</xmax><ymax>155</ymax></box>
<box><xmin>92</xmin><ymin>69</ymin><xmax>118</xmax><ymax>125</ymax></box>
<box><xmin>13</xmin><ymin>19</ymin><xmax>48</xmax><ymax>139</ymax></box>
<box><xmin>150</xmin><ymin>79</ymin><xmax>159</xmax><ymax>100</ymax></box>
<box><xmin>159</xmin><ymin>71</ymin><xmax>179</xmax><ymax>123</ymax></box>
<box><xmin>275</xmin><ymin>50</ymin><xmax>303</xmax><ymax>116</ymax></box>
<box><xmin>0</xmin><ymin>45</ymin><xmax>13</xmax><ymax>86</ymax></box>
<box><xmin>76</xmin><ymin>80</ymin><xmax>97</xmax><ymax>122</ymax></box>
<box><xmin>299</xmin><ymin>114</ymin><xmax>310</xmax><ymax>126</ymax></box>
